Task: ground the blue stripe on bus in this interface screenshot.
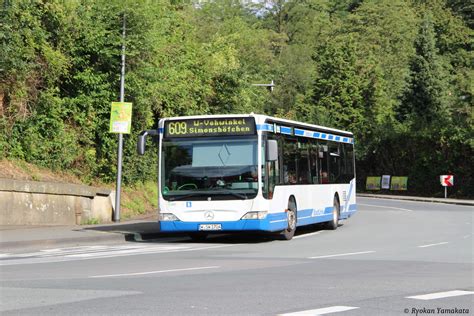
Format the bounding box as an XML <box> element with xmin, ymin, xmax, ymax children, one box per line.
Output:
<box><xmin>280</xmin><ymin>126</ymin><xmax>292</xmax><ymax>134</ymax></box>
<box><xmin>158</xmin><ymin>128</ymin><xmax>164</xmax><ymax>133</ymax></box>
<box><xmin>294</xmin><ymin>129</ymin><xmax>305</xmax><ymax>136</ymax></box>
<box><xmin>159</xmin><ymin>204</ymin><xmax>356</xmax><ymax>233</ymax></box>
<box><xmin>256</xmin><ymin>124</ymin><xmax>274</xmax><ymax>132</ymax></box>
<box><xmin>266</xmin><ymin>125</ymin><xmax>354</xmax><ymax>144</ymax></box>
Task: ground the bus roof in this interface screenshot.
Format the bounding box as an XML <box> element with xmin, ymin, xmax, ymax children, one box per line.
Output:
<box><xmin>161</xmin><ymin>113</ymin><xmax>353</xmax><ymax>137</ymax></box>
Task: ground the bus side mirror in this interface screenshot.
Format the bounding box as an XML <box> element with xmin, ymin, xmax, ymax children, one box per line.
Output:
<box><xmin>266</xmin><ymin>139</ymin><xmax>278</xmax><ymax>162</ymax></box>
<box><xmin>137</xmin><ymin>130</ymin><xmax>159</xmax><ymax>155</ymax></box>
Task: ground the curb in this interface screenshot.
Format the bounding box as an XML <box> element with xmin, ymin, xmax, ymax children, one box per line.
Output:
<box><xmin>357</xmin><ymin>194</ymin><xmax>474</xmax><ymax>206</ymax></box>
<box><xmin>0</xmin><ymin>231</ymin><xmax>129</xmax><ymax>251</ymax></box>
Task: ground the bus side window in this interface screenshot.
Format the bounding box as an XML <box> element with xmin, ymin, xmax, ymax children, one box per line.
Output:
<box><xmin>310</xmin><ymin>140</ymin><xmax>319</xmax><ymax>184</ymax></box>
<box><xmin>297</xmin><ymin>140</ymin><xmax>310</xmax><ymax>184</ymax></box>
<box><xmin>318</xmin><ymin>143</ymin><xmax>329</xmax><ymax>184</ymax></box>
<box><xmin>329</xmin><ymin>143</ymin><xmax>341</xmax><ymax>183</ymax></box>
<box><xmin>282</xmin><ymin>138</ymin><xmax>298</xmax><ymax>185</ymax></box>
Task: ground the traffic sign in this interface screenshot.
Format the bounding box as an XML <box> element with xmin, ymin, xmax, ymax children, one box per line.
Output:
<box><xmin>440</xmin><ymin>175</ymin><xmax>454</xmax><ymax>187</ymax></box>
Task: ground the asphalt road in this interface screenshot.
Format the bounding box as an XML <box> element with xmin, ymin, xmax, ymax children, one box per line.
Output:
<box><xmin>1</xmin><ymin>197</ymin><xmax>473</xmax><ymax>315</ymax></box>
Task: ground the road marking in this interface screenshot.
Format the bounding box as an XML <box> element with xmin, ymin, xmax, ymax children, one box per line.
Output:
<box><xmin>407</xmin><ymin>290</ymin><xmax>474</xmax><ymax>300</ymax></box>
<box><xmin>279</xmin><ymin>305</ymin><xmax>359</xmax><ymax>315</ymax></box>
<box><xmin>294</xmin><ymin>231</ymin><xmax>322</xmax><ymax>239</ymax></box>
<box><xmin>418</xmin><ymin>242</ymin><xmax>449</xmax><ymax>248</ymax></box>
<box><xmin>308</xmin><ymin>251</ymin><xmax>375</xmax><ymax>259</ymax></box>
<box><xmin>463</xmin><ymin>235</ymin><xmax>470</xmax><ymax>239</ymax></box>
<box><xmin>90</xmin><ymin>266</ymin><xmax>220</xmax><ymax>278</ymax></box>
<box><xmin>0</xmin><ymin>244</ymin><xmax>235</xmax><ymax>266</ymax></box>
<box><xmin>359</xmin><ymin>197</ymin><xmax>474</xmax><ymax>208</ymax></box>
<box><xmin>358</xmin><ymin>203</ymin><xmax>413</xmax><ymax>212</ymax></box>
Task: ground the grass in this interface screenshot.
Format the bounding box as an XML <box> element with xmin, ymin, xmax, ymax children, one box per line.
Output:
<box><xmin>82</xmin><ymin>217</ymin><xmax>100</xmax><ymax>225</ymax></box>
<box><xmin>121</xmin><ymin>181</ymin><xmax>158</xmax><ymax>219</ymax></box>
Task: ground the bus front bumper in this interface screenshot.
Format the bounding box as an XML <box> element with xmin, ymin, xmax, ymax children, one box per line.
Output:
<box><xmin>159</xmin><ymin>213</ymin><xmax>288</xmax><ymax>233</ymax></box>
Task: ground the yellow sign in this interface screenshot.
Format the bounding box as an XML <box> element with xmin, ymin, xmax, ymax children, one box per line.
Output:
<box><xmin>391</xmin><ymin>176</ymin><xmax>408</xmax><ymax>190</ymax></box>
<box><xmin>366</xmin><ymin>176</ymin><xmax>381</xmax><ymax>190</ymax></box>
<box><xmin>110</xmin><ymin>102</ymin><xmax>132</xmax><ymax>134</ymax></box>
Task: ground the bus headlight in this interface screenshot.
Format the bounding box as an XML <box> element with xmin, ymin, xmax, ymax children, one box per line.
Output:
<box><xmin>241</xmin><ymin>211</ymin><xmax>268</xmax><ymax>220</ymax></box>
<box><xmin>159</xmin><ymin>213</ymin><xmax>179</xmax><ymax>221</ymax></box>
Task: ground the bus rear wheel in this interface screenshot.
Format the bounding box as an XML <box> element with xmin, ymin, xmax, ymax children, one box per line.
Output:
<box><xmin>281</xmin><ymin>199</ymin><xmax>297</xmax><ymax>240</ymax></box>
<box><xmin>326</xmin><ymin>197</ymin><xmax>340</xmax><ymax>230</ymax></box>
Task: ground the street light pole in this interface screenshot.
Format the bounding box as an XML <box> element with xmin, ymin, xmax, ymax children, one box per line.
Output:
<box><xmin>114</xmin><ymin>14</ymin><xmax>126</xmax><ymax>223</ymax></box>
<box><xmin>251</xmin><ymin>80</ymin><xmax>275</xmax><ymax>92</ymax></box>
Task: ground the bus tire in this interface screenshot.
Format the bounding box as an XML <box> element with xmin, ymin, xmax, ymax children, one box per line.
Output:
<box><xmin>188</xmin><ymin>233</ymin><xmax>208</xmax><ymax>242</ymax></box>
<box><xmin>326</xmin><ymin>196</ymin><xmax>340</xmax><ymax>230</ymax></box>
<box><xmin>281</xmin><ymin>198</ymin><xmax>297</xmax><ymax>240</ymax></box>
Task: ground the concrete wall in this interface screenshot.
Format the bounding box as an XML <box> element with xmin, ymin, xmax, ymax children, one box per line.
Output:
<box><xmin>0</xmin><ymin>179</ymin><xmax>113</xmax><ymax>225</ymax></box>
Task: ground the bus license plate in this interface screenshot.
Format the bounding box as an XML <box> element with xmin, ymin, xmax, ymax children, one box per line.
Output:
<box><xmin>199</xmin><ymin>224</ymin><xmax>222</xmax><ymax>231</ymax></box>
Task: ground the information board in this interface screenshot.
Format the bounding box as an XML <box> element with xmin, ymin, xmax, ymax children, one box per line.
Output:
<box><xmin>390</xmin><ymin>176</ymin><xmax>408</xmax><ymax>190</ymax></box>
<box><xmin>381</xmin><ymin>175</ymin><xmax>391</xmax><ymax>189</ymax></box>
<box><xmin>366</xmin><ymin>177</ymin><xmax>381</xmax><ymax>190</ymax></box>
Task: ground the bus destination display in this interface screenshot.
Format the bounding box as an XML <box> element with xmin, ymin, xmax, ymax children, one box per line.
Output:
<box><xmin>164</xmin><ymin>117</ymin><xmax>256</xmax><ymax>138</ymax></box>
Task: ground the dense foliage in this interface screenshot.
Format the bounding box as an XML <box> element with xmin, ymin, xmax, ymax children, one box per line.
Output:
<box><xmin>1</xmin><ymin>0</ymin><xmax>472</xmax><ymax>197</ymax></box>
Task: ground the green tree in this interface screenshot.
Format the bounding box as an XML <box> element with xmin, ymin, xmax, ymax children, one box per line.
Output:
<box><xmin>398</xmin><ymin>11</ymin><xmax>450</xmax><ymax>125</ymax></box>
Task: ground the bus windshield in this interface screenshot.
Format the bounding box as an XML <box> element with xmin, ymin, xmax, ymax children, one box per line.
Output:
<box><xmin>161</xmin><ymin>136</ymin><xmax>258</xmax><ymax>201</ymax></box>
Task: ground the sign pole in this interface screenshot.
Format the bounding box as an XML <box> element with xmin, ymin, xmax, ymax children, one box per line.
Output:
<box><xmin>114</xmin><ymin>14</ymin><xmax>126</xmax><ymax>223</ymax></box>
<box><xmin>445</xmin><ymin>186</ymin><xmax>447</xmax><ymax>199</ymax></box>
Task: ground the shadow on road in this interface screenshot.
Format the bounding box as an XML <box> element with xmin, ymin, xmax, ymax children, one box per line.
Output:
<box><xmin>81</xmin><ymin>221</ymin><xmax>328</xmax><ymax>245</ymax></box>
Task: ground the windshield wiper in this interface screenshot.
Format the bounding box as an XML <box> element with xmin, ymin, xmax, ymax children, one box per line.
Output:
<box><xmin>209</xmin><ymin>188</ymin><xmax>248</xmax><ymax>199</ymax></box>
<box><xmin>168</xmin><ymin>189</ymin><xmax>250</xmax><ymax>201</ymax></box>
<box><xmin>168</xmin><ymin>192</ymin><xmax>207</xmax><ymax>201</ymax></box>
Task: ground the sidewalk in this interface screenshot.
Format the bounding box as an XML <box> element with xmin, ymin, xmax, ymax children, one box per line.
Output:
<box><xmin>0</xmin><ymin>215</ymin><xmax>165</xmax><ymax>252</ymax></box>
<box><xmin>357</xmin><ymin>193</ymin><xmax>474</xmax><ymax>206</ymax></box>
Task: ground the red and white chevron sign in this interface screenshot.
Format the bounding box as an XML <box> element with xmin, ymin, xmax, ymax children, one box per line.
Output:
<box><xmin>440</xmin><ymin>175</ymin><xmax>454</xmax><ymax>187</ymax></box>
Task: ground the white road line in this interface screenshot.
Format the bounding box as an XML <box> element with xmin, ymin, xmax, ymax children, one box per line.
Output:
<box><xmin>407</xmin><ymin>290</ymin><xmax>474</xmax><ymax>300</ymax></box>
<box><xmin>358</xmin><ymin>203</ymin><xmax>413</xmax><ymax>212</ymax></box>
<box><xmin>0</xmin><ymin>244</ymin><xmax>236</xmax><ymax>266</ymax></box>
<box><xmin>308</xmin><ymin>251</ymin><xmax>375</xmax><ymax>259</ymax></box>
<box><xmin>359</xmin><ymin>197</ymin><xmax>474</xmax><ymax>208</ymax></box>
<box><xmin>279</xmin><ymin>305</ymin><xmax>359</xmax><ymax>315</ymax></box>
<box><xmin>294</xmin><ymin>231</ymin><xmax>323</xmax><ymax>239</ymax></box>
<box><xmin>418</xmin><ymin>242</ymin><xmax>449</xmax><ymax>248</ymax></box>
<box><xmin>90</xmin><ymin>266</ymin><xmax>220</xmax><ymax>278</ymax></box>
<box><xmin>463</xmin><ymin>235</ymin><xmax>471</xmax><ymax>239</ymax></box>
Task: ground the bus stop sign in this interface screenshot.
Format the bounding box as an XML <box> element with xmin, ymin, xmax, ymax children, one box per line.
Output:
<box><xmin>440</xmin><ymin>175</ymin><xmax>454</xmax><ymax>187</ymax></box>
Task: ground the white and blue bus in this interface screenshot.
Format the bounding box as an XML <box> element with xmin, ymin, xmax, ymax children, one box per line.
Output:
<box><xmin>137</xmin><ymin>114</ymin><xmax>356</xmax><ymax>240</ymax></box>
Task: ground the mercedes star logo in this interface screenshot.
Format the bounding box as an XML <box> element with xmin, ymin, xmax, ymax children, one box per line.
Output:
<box><xmin>204</xmin><ymin>211</ymin><xmax>214</xmax><ymax>221</ymax></box>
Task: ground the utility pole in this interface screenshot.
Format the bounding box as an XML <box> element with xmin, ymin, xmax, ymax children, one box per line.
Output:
<box><xmin>114</xmin><ymin>14</ymin><xmax>126</xmax><ymax>222</ymax></box>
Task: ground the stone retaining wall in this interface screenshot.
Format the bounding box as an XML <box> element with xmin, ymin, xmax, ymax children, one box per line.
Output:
<box><xmin>0</xmin><ymin>179</ymin><xmax>114</xmax><ymax>225</ymax></box>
